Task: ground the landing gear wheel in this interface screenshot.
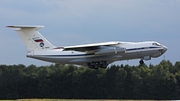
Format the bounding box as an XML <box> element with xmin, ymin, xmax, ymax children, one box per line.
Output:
<box><xmin>139</xmin><ymin>60</ymin><xmax>144</xmax><ymax>65</ymax></box>
<box><xmin>99</xmin><ymin>61</ymin><xmax>108</xmax><ymax>68</ymax></box>
<box><xmin>87</xmin><ymin>61</ymin><xmax>108</xmax><ymax>69</ymax></box>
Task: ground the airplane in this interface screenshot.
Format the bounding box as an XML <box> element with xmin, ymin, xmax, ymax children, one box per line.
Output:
<box><xmin>7</xmin><ymin>25</ymin><xmax>167</xmax><ymax>69</ymax></box>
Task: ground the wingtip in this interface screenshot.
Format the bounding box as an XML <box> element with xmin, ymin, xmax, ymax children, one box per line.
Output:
<box><xmin>6</xmin><ymin>26</ymin><xmax>14</xmax><ymax>28</ymax></box>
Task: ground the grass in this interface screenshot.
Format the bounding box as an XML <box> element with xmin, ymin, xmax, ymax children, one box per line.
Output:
<box><xmin>0</xmin><ymin>99</ymin><xmax>169</xmax><ymax>101</ymax></box>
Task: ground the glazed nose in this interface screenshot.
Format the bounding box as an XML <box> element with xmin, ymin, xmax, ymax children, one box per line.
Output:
<box><xmin>163</xmin><ymin>46</ymin><xmax>168</xmax><ymax>51</ymax></box>
<box><xmin>162</xmin><ymin>45</ymin><xmax>168</xmax><ymax>54</ymax></box>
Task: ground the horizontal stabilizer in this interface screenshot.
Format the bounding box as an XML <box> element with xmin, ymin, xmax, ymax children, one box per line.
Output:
<box><xmin>7</xmin><ymin>25</ymin><xmax>44</xmax><ymax>29</ymax></box>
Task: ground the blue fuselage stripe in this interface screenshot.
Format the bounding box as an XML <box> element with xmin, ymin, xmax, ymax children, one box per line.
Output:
<box><xmin>36</xmin><ymin>53</ymin><xmax>94</xmax><ymax>57</ymax></box>
<box><xmin>126</xmin><ymin>46</ymin><xmax>159</xmax><ymax>51</ymax></box>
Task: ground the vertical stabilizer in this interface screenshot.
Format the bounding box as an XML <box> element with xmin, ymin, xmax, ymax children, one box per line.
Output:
<box><xmin>7</xmin><ymin>25</ymin><xmax>55</xmax><ymax>51</ymax></box>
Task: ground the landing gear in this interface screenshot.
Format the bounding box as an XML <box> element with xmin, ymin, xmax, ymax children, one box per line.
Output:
<box><xmin>87</xmin><ymin>61</ymin><xmax>108</xmax><ymax>69</ymax></box>
<box><xmin>139</xmin><ymin>59</ymin><xmax>144</xmax><ymax>65</ymax></box>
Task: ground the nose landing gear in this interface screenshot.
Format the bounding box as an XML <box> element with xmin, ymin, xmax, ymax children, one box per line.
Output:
<box><xmin>139</xmin><ymin>59</ymin><xmax>144</xmax><ymax>65</ymax></box>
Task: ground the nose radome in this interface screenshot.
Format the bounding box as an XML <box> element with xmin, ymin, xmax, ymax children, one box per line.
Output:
<box><xmin>162</xmin><ymin>45</ymin><xmax>168</xmax><ymax>53</ymax></box>
<box><xmin>163</xmin><ymin>46</ymin><xmax>168</xmax><ymax>51</ymax></box>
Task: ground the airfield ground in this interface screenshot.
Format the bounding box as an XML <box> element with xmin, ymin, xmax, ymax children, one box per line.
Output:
<box><xmin>0</xmin><ymin>99</ymin><xmax>172</xmax><ymax>101</ymax></box>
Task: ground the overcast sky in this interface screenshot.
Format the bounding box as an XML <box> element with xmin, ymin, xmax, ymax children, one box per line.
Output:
<box><xmin>0</xmin><ymin>0</ymin><xmax>180</xmax><ymax>66</ymax></box>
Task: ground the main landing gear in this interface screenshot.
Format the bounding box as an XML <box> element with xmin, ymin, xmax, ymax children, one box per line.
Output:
<box><xmin>139</xmin><ymin>59</ymin><xmax>144</xmax><ymax>65</ymax></box>
<box><xmin>87</xmin><ymin>61</ymin><xmax>108</xmax><ymax>69</ymax></box>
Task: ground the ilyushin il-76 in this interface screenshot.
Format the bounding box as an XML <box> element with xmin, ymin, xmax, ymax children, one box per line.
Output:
<box><xmin>7</xmin><ymin>25</ymin><xmax>167</xmax><ymax>69</ymax></box>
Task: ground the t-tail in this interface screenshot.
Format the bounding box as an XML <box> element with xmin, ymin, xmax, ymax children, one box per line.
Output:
<box><xmin>7</xmin><ymin>25</ymin><xmax>55</xmax><ymax>51</ymax></box>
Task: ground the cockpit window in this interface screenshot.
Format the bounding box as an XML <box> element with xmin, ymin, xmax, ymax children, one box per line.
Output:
<box><xmin>152</xmin><ymin>43</ymin><xmax>161</xmax><ymax>46</ymax></box>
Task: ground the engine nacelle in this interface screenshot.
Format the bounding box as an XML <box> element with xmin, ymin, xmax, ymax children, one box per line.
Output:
<box><xmin>95</xmin><ymin>47</ymin><xmax>125</xmax><ymax>55</ymax></box>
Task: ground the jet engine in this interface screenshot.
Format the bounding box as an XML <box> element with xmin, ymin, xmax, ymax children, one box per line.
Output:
<box><xmin>95</xmin><ymin>47</ymin><xmax>125</xmax><ymax>55</ymax></box>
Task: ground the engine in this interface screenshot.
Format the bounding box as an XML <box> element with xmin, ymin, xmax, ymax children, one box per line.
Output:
<box><xmin>95</xmin><ymin>47</ymin><xmax>125</xmax><ymax>55</ymax></box>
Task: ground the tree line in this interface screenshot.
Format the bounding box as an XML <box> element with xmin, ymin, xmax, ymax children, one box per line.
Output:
<box><xmin>0</xmin><ymin>60</ymin><xmax>180</xmax><ymax>99</ymax></box>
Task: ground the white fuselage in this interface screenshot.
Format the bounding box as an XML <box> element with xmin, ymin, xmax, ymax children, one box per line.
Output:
<box><xmin>27</xmin><ymin>41</ymin><xmax>167</xmax><ymax>66</ymax></box>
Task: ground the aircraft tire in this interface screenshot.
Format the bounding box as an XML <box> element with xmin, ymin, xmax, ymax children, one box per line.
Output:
<box><xmin>139</xmin><ymin>60</ymin><xmax>144</xmax><ymax>64</ymax></box>
<box><xmin>87</xmin><ymin>61</ymin><xmax>107</xmax><ymax>69</ymax></box>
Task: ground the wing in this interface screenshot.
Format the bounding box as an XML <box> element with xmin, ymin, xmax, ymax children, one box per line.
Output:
<box><xmin>63</xmin><ymin>41</ymin><xmax>121</xmax><ymax>52</ymax></box>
